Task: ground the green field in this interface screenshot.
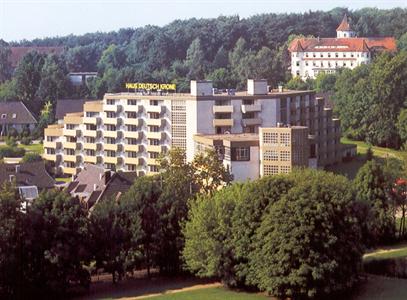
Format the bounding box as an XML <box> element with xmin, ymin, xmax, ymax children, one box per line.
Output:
<box><xmin>18</xmin><ymin>142</ymin><xmax>44</xmax><ymax>154</ymax></box>
<box><xmin>364</xmin><ymin>243</ymin><xmax>407</xmax><ymax>261</ymax></box>
<box><xmin>326</xmin><ymin>138</ymin><xmax>406</xmax><ymax>179</ymax></box>
<box><xmin>147</xmin><ymin>287</ymin><xmax>268</xmax><ymax>300</ymax></box>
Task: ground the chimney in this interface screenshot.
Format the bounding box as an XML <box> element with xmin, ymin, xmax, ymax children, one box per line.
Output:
<box><xmin>190</xmin><ymin>80</ymin><xmax>213</xmax><ymax>96</ymax></box>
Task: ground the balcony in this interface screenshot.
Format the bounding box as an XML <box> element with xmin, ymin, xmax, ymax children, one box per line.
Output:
<box><xmin>146</xmin><ymin>105</ymin><xmax>165</xmax><ymax>114</ymax></box>
<box><xmin>124</xmin><ymin>144</ymin><xmax>140</xmax><ymax>152</ymax></box>
<box><xmin>103</xmin><ymin>104</ymin><xmax>116</xmax><ymax>111</ymax></box>
<box><xmin>213</xmin><ymin>119</ymin><xmax>234</xmax><ymax>127</ymax></box>
<box><xmin>64</xmin><ymin>129</ymin><xmax>76</xmax><ymax>137</ymax></box>
<box><xmin>42</xmin><ymin>153</ymin><xmax>55</xmax><ymax>161</ymax></box>
<box><xmin>242</xmin><ymin>118</ymin><xmax>262</xmax><ymax>127</ymax></box>
<box><xmin>84</xmin><ymin>156</ymin><xmax>97</xmax><ymax>164</ymax></box>
<box><xmin>124</xmin><ymin>104</ymin><xmax>140</xmax><ymax>112</ymax></box>
<box><xmin>146</xmin><ymin>145</ymin><xmax>161</xmax><ymax>153</ymax></box>
<box><xmin>64</xmin><ymin>154</ymin><xmax>76</xmax><ymax>162</ymax></box>
<box><xmin>104</xmin><ymin>131</ymin><xmax>117</xmax><ymax>138</ymax></box>
<box><xmin>84</xmin><ymin>143</ymin><xmax>97</xmax><ymax>150</ymax></box>
<box><xmin>213</xmin><ymin>105</ymin><xmax>233</xmax><ymax>113</ymax></box>
<box><xmin>241</xmin><ymin>104</ymin><xmax>261</xmax><ymax>114</ymax></box>
<box><xmin>146</xmin><ymin>131</ymin><xmax>163</xmax><ymax>140</ymax></box>
<box><xmin>103</xmin><ymin>117</ymin><xmax>117</xmax><ymax>125</ymax></box>
<box><xmin>83</xmin><ymin>117</ymin><xmax>98</xmax><ymax>124</ymax></box>
<box><xmin>104</xmin><ymin>144</ymin><xmax>117</xmax><ymax>151</ymax></box>
<box><xmin>43</xmin><ymin>141</ymin><xmax>56</xmax><ymax>149</ymax></box>
<box><xmin>104</xmin><ymin>156</ymin><xmax>117</xmax><ymax>164</ymax></box>
<box><xmin>125</xmin><ymin>156</ymin><xmax>139</xmax><ymax>165</ymax></box>
<box><xmin>146</xmin><ymin>118</ymin><xmax>163</xmax><ymax>127</ymax></box>
<box><xmin>124</xmin><ymin>118</ymin><xmax>141</xmax><ymax>126</ymax></box>
<box><xmin>83</xmin><ymin>130</ymin><xmax>97</xmax><ymax>138</ymax></box>
<box><xmin>65</xmin><ymin>142</ymin><xmax>76</xmax><ymax>149</ymax></box>
<box><xmin>124</xmin><ymin>131</ymin><xmax>142</xmax><ymax>139</ymax></box>
<box><xmin>147</xmin><ymin>157</ymin><xmax>159</xmax><ymax>166</ymax></box>
<box><xmin>63</xmin><ymin>167</ymin><xmax>76</xmax><ymax>175</ymax></box>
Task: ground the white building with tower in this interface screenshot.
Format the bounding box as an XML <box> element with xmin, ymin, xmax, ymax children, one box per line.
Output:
<box><xmin>289</xmin><ymin>14</ymin><xmax>397</xmax><ymax>79</ymax></box>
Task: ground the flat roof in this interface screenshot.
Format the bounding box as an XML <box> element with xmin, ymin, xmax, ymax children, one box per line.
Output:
<box><xmin>194</xmin><ymin>133</ymin><xmax>259</xmax><ymax>148</ymax></box>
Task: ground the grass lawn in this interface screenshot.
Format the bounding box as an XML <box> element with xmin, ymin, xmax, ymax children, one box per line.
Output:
<box><xmin>326</xmin><ymin>138</ymin><xmax>406</xmax><ymax>180</ymax></box>
<box><xmin>364</xmin><ymin>242</ymin><xmax>407</xmax><ymax>261</ymax></box>
<box><xmin>18</xmin><ymin>142</ymin><xmax>44</xmax><ymax>154</ymax></box>
<box><xmin>146</xmin><ymin>287</ymin><xmax>269</xmax><ymax>300</ymax></box>
<box><xmin>55</xmin><ymin>177</ymin><xmax>72</xmax><ymax>183</ymax></box>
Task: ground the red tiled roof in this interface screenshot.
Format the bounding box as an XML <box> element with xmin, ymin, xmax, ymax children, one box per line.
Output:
<box><xmin>9</xmin><ymin>46</ymin><xmax>64</xmax><ymax>68</ymax></box>
<box><xmin>288</xmin><ymin>37</ymin><xmax>397</xmax><ymax>53</ymax></box>
<box><xmin>337</xmin><ymin>14</ymin><xmax>351</xmax><ymax>31</ymax></box>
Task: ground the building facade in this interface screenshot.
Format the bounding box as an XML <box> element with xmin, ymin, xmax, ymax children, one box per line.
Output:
<box><xmin>289</xmin><ymin>15</ymin><xmax>397</xmax><ymax>79</ymax></box>
<box><xmin>44</xmin><ymin>79</ymin><xmax>342</xmax><ymax>180</ymax></box>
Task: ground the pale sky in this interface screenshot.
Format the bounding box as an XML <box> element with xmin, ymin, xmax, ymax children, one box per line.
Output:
<box><xmin>0</xmin><ymin>0</ymin><xmax>406</xmax><ymax>42</ymax></box>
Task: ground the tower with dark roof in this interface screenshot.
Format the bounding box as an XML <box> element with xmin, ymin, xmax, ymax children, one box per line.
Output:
<box><xmin>336</xmin><ymin>14</ymin><xmax>356</xmax><ymax>38</ymax></box>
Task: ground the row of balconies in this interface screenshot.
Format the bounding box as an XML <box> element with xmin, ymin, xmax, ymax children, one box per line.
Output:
<box><xmin>212</xmin><ymin>104</ymin><xmax>262</xmax><ymax>114</ymax></box>
<box><xmin>212</xmin><ymin>117</ymin><xmax>263</xmax><ymax>127</ymax></box>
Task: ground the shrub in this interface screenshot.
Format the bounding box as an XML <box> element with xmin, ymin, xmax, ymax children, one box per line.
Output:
<box><xmin>21</xmin><ymin>153</ymin><xmax>42</xmax><ymax>163</ymax></box>
<box><xmin>0</xmin><ymin>146</ymin><xmax>25</xmax><ymax>159</ymax></box>
<box><xmin>5</xmin><ymin>136</ymin><xmax>17</xmax><ymax>147</ymax></box>
<box><xmin>20</xmin><ymin>136</ymin><xmax>32</xmax><ymax>145</ymax></box>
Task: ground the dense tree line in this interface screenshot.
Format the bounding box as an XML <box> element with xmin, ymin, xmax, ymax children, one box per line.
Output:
<box><xmin>1</xmin><ymin>7</ymin><xmax>407</xmax><ymax>103</ymax></box>
<box><xmin>0</xmin><ymin>149</ymin><xmax>231</xmax><ymax>298</ymax></box>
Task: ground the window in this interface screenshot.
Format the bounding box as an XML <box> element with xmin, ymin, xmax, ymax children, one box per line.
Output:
<box><xmin>46</xmin><ymin>148</ymin><xmax>55</xmax><ymax>155</ymax></box>
<box><xmin>263</xmin><ymin>165</ymin><xmax>279</xmax><ymax>176</ymax></box>
<box><xmin>127</xmin><ymin>151</ymin><xmax>137</xmax><ymax>158</ymax></box>
<box><xmin>106</xmin><ymin>124</ymin><xmax>116</xmax><ymax>131</ymax></box>
<box><xmin>335</xmin><ymin>53</ymin><xmax>339</xmax><ymax>58</ymax></box>
<box><xmin>263</xmin><ymin>150</ymin><xmax>278</xmax><ymax>161</ymax></box>
<box><xmin>86</xmin><ymin>112</ymin><xmax>98</xmax><ymax>117</ymax></box>
<box><xmin>105</xmin><ymin>163</ymin><xmax>116</xmax><ymax>171</ymax></box>
<box><xmin>127</xmin><ymin>99</ymin><xmax>137</xmax><ymax>105</ymax></box>
<box><xmin>66</xmin><ymin>124</ymin><xmax>75</xmax><ymax>130</ymax></box>
<box><xmin>263</xmin><ymin>132</ymin><xmax>278</xmax><ymax>145</ymax></box>
<box><xmin>85</xmin><ymin>137</ymin><xmax>95</xmax><ymax>143</ymax></box>
<box><xmin>149</xmin><ymin>165</ymin><xmax>159</xmax><ymax>172</ymax></box>
<box><xmin>127</xmin><ymin>125</ymin><xmax>137</xmax><ymax>132</ymax></box>
<box><xmin>106</xmin><ymin>137</ymin><xmax>116</xmax><ymax>144</ymax></box>
<box><xmin>85</xmin><ymin>124</ymin><xmax>96</xmax><ymax>130</ymax></box>
<box><xmin>106</xmin><ymin>99</ymin><xmax>115</xmax><ymax>105</ymax></box>
<box><xmin>150</xmin><ymin>100</ymin><xmax>158</xmax><ymax>106</ymax></box>
<box><xmin>106</xmin><ymin>150</ymin><xmax>116</xmax><ymax>157</ymax></box>
<box><xmin>232</xmin><ymin>147</ymin><xmax>250</xmax><ymax>161</ymax></box>
<box><xmin>65</xmin><ymin>149</ymin><xmax>75</xmax><ymax>155</ymax></box>
<box><xmin>149</xmin><ymin>152</ymin><xmax>160</xmax><ymax>158</ymax></box>
<box><xmin>127</xmin><ymin>138</ymin><xmax>137</xmax><ymax>145</ymax></box>
<box><xmin>149</xmin><ymin>112</ymin><xmax>160</xmax><ymax>119</ymax></box>
<box><xmin>296</xmin><ymin>71</ymin><xmax>300</xmax><ymax>76</ymax></box>
<box><xmin>127</xmin><ymin>164</ymin><xmax>137</xmax><ymax>171</ymax></box>
<box><xmin>280</xmin><ymin>133</ymin><xmax>291</xmax><ymax>146</ymax></box>
<box><xmin>296</xmin><ymin>61</ymin><xmax>300</xmax><ymax>66</ymax></box>
<box><xmin>149</xmin><ymin>126</ymin><xmax>160</xmax><ymax>132</ymax></box>
<box><xmin>149</xmin><ymin>139</ymin><xmax>160</xmax><ymax>146</ymax></box>
<box><xmin>47</xmin><ymin>136</ymin><xmax>55</xmax><ymax>142</ymax></box>
<box><xmin>1</xmin><ymin>114</ymin><xmax>6</xmax><ymax>119</ymax></box>
<box><xmin>280</xmin><ymin>166</ymin><xmax>291</xmax><ymax>173</ymax></box>
<box><xmin>127</xmin><ymin>112</ymin><xmax>137</xmax><ymax>119</ymax></box>
<box><xmin>106</xmin><ymin>111</ymin><xmax>116</xmax><ymax>118</ymax></box>
<box><xmin>280</xmin><ymin>151</ymin><xmax>290</xmax><ymax>161</ymax></box>
<box><xmin>86</xmin><ymin>149</ymin><xmax>95</xmax><ymax>156</ymax></box>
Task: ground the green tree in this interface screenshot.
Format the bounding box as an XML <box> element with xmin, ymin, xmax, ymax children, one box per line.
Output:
<box><xmin>285</xmin><ymin>76</ymin><xmax>315</xmax><ymax>90</ymax></box>
<box><xmin>192</xmin><ymin>149</ymin><xmax>233</xmax><ymax>195</ymax></box>
<box><xmin>121</xmin><ymin>176</ymin><xmax>161</xmax><ymax>276</ymax></box>
<box><xmin>397</xmin><ymin>32</ymin><xmax>407</xmax><ymax>51</ymax></box>
<box><xmin>185</xmin><ymin>38</ymin><xmax>206</xmax><ymax>80</ymax></box>
<box><xmin>34</xmin><ymin>101</ymin><xmax>54</xmax><ymax>139</ymax></box>
<box><xmin>315</xmin><ymin>72</ymin><xmax>337</xmax><ymax>92</ymax></box>
<box><xmin>249</xmin><ymin>170</ymin><xmax>362</xmax><ymax>299</ymax></box>
<box><xmin>0</xmin><ymin>46</ymin><xmax>12</xmax><ymax>83</ymax></box>
<box><xmin>0</xmin><ymin>182</ymin><xmax>25</xmax><ymax>299</ymax></box>
<box><xmin>14</xmin><ymin>51</ymin><xmax>45</xmax><ymax>101</ymax></box>
<box><xmin>89</xmin><ymin>199</ymin><xmax>142</xmax><ymax>283</ymax></box>
<box><xmin>354</xmin><ymin>160</ymin><xmax>396</xmax><ymax>245</ymax></box>
<box><xmin>37</xmin><ymin>54</ymin><xmax>71</xmax><ymax>101</ymax></box>
<box><xmin>397</xmin><ymin>108</ymin><xmax>407</xmax><ymax>147</ymax></box>
<box><xmin>24</xmin><ymin>190</ymin><xmax>90</xmax><ymax>295</ymax></box>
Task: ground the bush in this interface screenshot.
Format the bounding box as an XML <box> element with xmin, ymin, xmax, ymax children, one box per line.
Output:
<box><xmin>5</xmin><ymin>136</ymin><xmax>17</xmax><ymax>147</ymax></box>
<box><xmin>0</xmin><ymin>146</ymin><xmax>25</xmax><ymax>159</ymax></box>
<box><xmin>21</xmin><ymin>153</ymin><xmax>42</xmax><ymax>163</ymax></box>
<box><xmin>20</xmin><ymin>136</ymin><xmax>32</xmax><ymax>145</ymax></box>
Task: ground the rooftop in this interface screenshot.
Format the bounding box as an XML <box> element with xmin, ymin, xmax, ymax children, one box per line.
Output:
<box><xmin>56</xmin><ymin>99</ymin><xmax>99</xmax><ymax>120</ymax></box>
<box><xmin>0</xmin><ymin>101</ymin><xmax>37</xmax><ymax>125</ymax></box>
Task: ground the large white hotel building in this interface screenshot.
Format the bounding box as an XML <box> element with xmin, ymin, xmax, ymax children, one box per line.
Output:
<box><xmin>44</xmin><ymin>79</ymin><xmax>348</xmax><ymax>181</ymax></box>
<box><xmin>289</xmin><ymin>15</ymin><xmax>396</xmax><ymax>79</ymax></box>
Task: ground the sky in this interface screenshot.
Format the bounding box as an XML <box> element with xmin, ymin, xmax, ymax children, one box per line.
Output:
<box><xmin>0</xmin><ymin>0</ymin><xmax>406</xmax><ymax>42</ymax></box>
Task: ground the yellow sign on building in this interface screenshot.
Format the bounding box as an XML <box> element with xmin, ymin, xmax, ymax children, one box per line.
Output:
<box><xmin>125</xmin><ymin>82</ymin><xmax>176</xmax><ymax>90</ymax></box>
